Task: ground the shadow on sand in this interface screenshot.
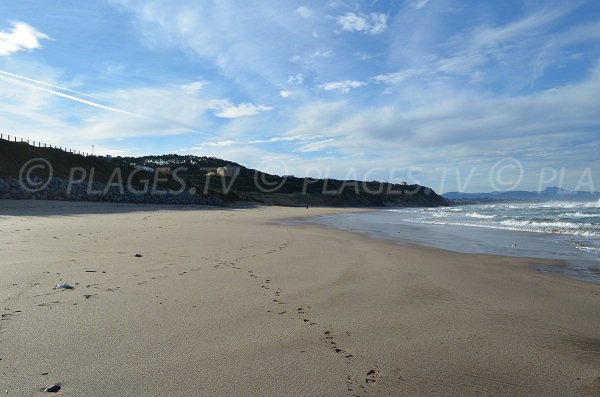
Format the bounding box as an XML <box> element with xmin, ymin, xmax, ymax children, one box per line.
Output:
<box><xmin>0</xmin><ymin>199</ymin><xmax>259</xmax><ymax>217</ymax></box>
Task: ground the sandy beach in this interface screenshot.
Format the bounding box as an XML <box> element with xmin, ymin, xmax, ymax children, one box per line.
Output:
<box><xmin>1</xmin><ymin>200</ymin><xmax>599</xmax><ymax>396</ymax></box>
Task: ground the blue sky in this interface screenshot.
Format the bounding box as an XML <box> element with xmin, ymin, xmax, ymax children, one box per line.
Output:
<box><xmin>0</xmin><ymin>0</ymin><xmax>599</xmax><ymax>192</ymax></box>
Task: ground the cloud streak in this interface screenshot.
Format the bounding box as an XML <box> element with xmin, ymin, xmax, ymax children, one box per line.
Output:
<box><xmin>319</xmin><ymin>80</ymin><xmax>367</xmax><ymax>93</ymax></box>
<box><xmin>0</xmin><ymin>70</ymin><xmax>101</xmax><ymax>99</ymax></box>
<box><xmin>0</xmin><ymin>74</ymin><xmax>141</xmax><ymax>117</ymax></box>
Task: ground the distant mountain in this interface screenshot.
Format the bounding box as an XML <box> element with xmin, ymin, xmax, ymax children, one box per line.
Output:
<box><xmin>0</xmin><ymin>139</ymin><xmax>448</xmax><ymax>207</ymax></box>
<box><xmin>443</xmin><ymin>187</ymin><xmax>600</xmax><ymax>203</ymax></box>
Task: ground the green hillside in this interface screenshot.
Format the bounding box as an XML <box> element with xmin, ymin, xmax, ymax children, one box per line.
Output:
<box><xmin>0</xmin><ymin>139</ymin><xmax>447</xmax><ymax>207</ymax></box>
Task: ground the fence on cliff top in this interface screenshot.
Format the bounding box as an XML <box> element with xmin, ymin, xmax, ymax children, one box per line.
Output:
<box><xmin>0</xmin><ymin>133</ymin><xmax>94</xmax><ymax>157</ymax></box>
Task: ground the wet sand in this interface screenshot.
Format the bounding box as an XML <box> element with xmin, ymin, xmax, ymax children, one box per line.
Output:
<box><xmin>0</xmin><ymin>200</ymin><xmax>599</xmax><ymax>396</ymax></box>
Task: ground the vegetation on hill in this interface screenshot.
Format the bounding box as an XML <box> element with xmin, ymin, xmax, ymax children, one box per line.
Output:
<box><xmin>0</xmin><ymin>140</ymin><xmax>447</xmax><ymax>207</ymax></box>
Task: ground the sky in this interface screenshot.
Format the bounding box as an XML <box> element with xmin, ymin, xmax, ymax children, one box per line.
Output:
<box><xmin>0</xmin><ymin>0</ymin><xmax>599</xmax><ymax>193</ymax></box>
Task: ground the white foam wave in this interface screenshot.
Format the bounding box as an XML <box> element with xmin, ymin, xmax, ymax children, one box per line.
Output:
<box><xmin>574</xmin><ymin>244</ymin><xmax>600</xmax><ymax>255</ymax></box>
<box><xmin>584</xmin><ymin>199</ymin><xmax>600</xmax><ymax>208</ymax></box>
<box><xmin>465</xmin><ymin>212</ymin><xmax>495</xmax><ymax>219</ymax></box>
<box><xmin>499</xmin><ymin>219</ymin><xmax>595</xmax><ymax>230</ymax></box>
<box><xmin>405</xmin><ymin>218</ymin><xmax>599</xmax><ymax>237</ymax></box>
<box><xmin>558</xmin><ymin>211</ymin><xmax>598</xmax><ymax>219</ymax></box>
<box><xmin>534</xmin><ymin>201</ymin><xmax>600</xmax><ymax>209</ymax></box>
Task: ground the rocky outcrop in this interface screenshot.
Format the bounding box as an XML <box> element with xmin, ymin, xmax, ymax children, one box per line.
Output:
<box><xmin>0</xmin><ymin>177</ymin><xmax>223</xmax><ymax>206</ymax></box>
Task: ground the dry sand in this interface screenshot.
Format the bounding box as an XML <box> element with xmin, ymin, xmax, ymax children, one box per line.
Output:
<box><xmin>0</xmin><ymin>200</ymin><xmax>599</xmax><ymax>396</ymax></box>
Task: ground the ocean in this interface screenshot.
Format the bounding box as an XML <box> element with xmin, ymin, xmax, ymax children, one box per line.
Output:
<box><xmin>307</xmin><ymin>200</ymin><xmax>600</xmax><ymax>283</ymax></box>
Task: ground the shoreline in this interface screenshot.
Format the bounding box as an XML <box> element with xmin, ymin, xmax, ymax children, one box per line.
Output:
<box><xmin>1</xmin><ymin>200</ymin><xmax>599</xmax><ymax>396</ymax></box>
<box><xmin>301</xmin><ymin>208</ymin><xmax>600</xmax><ymax>284</ymax></box>
<box><xmin>293</xmin><ymin>217</ymin><xmax>570</xmax><ymax>276</ymax></box>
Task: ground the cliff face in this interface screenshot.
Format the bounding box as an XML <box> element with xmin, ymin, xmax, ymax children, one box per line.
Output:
<box><xmin>0</xmin><ymin>140</ymin><xmax>448</xmax><ymax>207</ymax></box>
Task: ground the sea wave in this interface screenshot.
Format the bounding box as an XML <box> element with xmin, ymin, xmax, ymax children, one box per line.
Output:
<box><xmin>465</xmin><ymin>212</ymin><xmax>495</xmax><ymax>219</ymax></box>
<box><xmin>558</xmin><ymin>211</ymin><xmax>598</xmax><ymax>219</ymax></box>
<box><xmin>574</xmin><ymin>243</ymin><xmax>600</xmax><ymax>255</ymax></box>
<box><xmin>584</xmin><ymin>200</ymin><xmax>600</xmax><ymax>208</ymax></box>
<box><xmin>388</xmin><ymin>200</ymin><xmax>599</xmax><ymax>237</ymax></box>
<box><xmin>535</xmin><ymin>201</ymin><xmax>600</xmax><ymax>209</ymax></box>
<box><xmin>498</xmin><ymin>219</ymin><xmax>599</xmax><ymax>235</ymax></box>
<box><xmin>406</xmin><ymin>218</ymin><xmax>599</xmax><ymax>237</ymax></box>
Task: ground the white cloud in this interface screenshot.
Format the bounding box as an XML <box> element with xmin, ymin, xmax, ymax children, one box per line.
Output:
<box><xmin>194</xmin><ymin>134</ymin><xmax>322</xmax><ymax>150</ymax></box>
<box><xmin>354</xmin><ymin>51</ymin><xmax>380</xmax><ymax>60</ymax></box>
<box><xmin>0</xmin><ymin>64</ymin><xmax>223</xmax><ymax>145</ymax></box>
<box><xmin>372</xmin><ymin>70</ymin><xmax>417</xmax><ymax>84</ymax></box>
<box><xmin>314</xmin><ymin>65</ymin><xmax>600</xmax><ymax>149</ymax></box>
<box><xmin>395</xmin><ymin>3</ymin><xmax>586</xmax><ymax>90</ymax></box>
<box><xmin>311</xmin><ymin>49</ymin><xmax>332</xmax><ymax>58</ymax></box>
<box><xmin>180</xmin><ymin>80</ymin><xmax>206</xmax><ymax>92</ymax></box>
<box><xmin>336</xmin><ymin>13</ymin><xmax>369</xmax><ymax>33</ymax></box>
<box><xmin>287</xmin><ymin>101</ymin><xmax>349</xmax><ymax>136</ymax></box>
<box><xmin>470</xmin><ymin>5</ymin><xmax>577</xmax><ymax>51</ymax></box>
<box><xmin>209</xmin><ymin>100</ymin><xmax>273</xmax><ymax>118</ymax></box>
<box><xmin>287</xmin><ymin>73</ymin><xmax>304</xmax><ymax>84</ymax></box>
<box><xmin>319</xmin><ymin>80</ymin><xmax>367</xmax><ymax>93</ymax></box>
<box><xmin>336</xmin><ymin>12</ymin><xmax>388</xmax><ymax>35</ymax></box>
<box><xmin>269</xmin><ymin>135</ymin><xmax>314</xmax><ymax>142</ymax></box>
<box><xmin>114</xmin><ymin>1</ymin><xmax>321</xmax><ymax>91</ymax></box>
<box><xmin>409</xmin><ymin>0</ymin><xmax>429</xmax><ymax>10</ymax></box>
<box><xmin>0</xmin><ymin>21</ymin><xmax>51</xmax><ymax>56</ymax></box>
<box><xmin>194</xmin><ymin>140</ymin><xmax>240</xmax><ymax>148</ymax></box>
<box><xmin>279</xmin><ymin>90</ymin><xmax>291</xmax><ymax>98</ymax></box>
<box><xmin>369</xmin><ymin>13</ymin><xmax>388</xmax><ymax>34</ymax></box>
<box><xmin>296</xmin><ymin>6</ymin><xmax>312</xmax><ymax>18</ymax></box>
<box><xmin>296</xmin><ymin>138</ymin><xmax>335</xmax><ymax>152</ymax></box>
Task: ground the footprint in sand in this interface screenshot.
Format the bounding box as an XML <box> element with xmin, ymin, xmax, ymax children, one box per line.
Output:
<box><xmin>365</xmin><ymin>369</ymin><xmax>381</xmax><ymax>384</ymax></box>
<box><xmin>322</xmin><ymin>330</ymin><xmax>354</xmax><ymax>360</ymax></box>
<box><xmin>1</xmin><ymin>311</ymin><xmax>22</xmax><ymax>321</ymax></box>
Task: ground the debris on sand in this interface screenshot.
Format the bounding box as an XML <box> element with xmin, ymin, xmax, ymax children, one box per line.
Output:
<box><xmin>44</xmin><ymin>384</ymin><xmax>61</xmax><ymax>393</ymax></box>
<box><xmin>54</xmin><ymin>282</ymin><xmax>74</xmax><ymax>290</ymax></box>
<box><xmin>134</xmin><ymin>253</ymin><xmax>143</xmax><ymax>258</ymax></box>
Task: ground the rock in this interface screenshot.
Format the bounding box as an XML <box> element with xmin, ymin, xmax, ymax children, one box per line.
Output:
<box><xmin>44</xmin><ymin>384</ymin><xmax>61</xmax><ymax>393</ymax></box>
<box><xmin>0</xmin><ymin>178</ymin><xmax>9</xmax><ymax>194</ymax></box>
<box><xmin>134</xmin><ymin>253</ymin><xmax>143</xmax><ymax>258</ymax></box>
<box><xmin>0</xmin><ymin>174</ymin><xmax>222</xmax><ymax>207</ymax></box>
